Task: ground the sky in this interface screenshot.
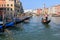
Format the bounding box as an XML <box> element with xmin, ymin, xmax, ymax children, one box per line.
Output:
<box><xmin>20</xmin><ymin>0</ymin><xmax>60</xmax><ymax>10</ymax></box>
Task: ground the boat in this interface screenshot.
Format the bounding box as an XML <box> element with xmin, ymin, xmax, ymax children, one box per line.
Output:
<box><xmin>5</xmin><ymin>21</ymin><xmax>15</xmax><ymax>28</ymax></box>
<box><xmin>0</xmin><ymin>25</ymin><xmax>3</xmax><ymax>32</ymax></box>
<box><xmin>42</xmin><ymin>20</ymin><xmax>51</xmax><ymax>24</ymax></box>
<box><xmin>14</xmin><ymin>16</ymin><xmax>31</xmax><ymax>24</ymax></box>
<box><xmin>41</xmin><ymin>4</ymin><xmax>51</xmax><ymax>24</ymax></box>
<box><xmin>3</xmin><ymin>17</ymin><xmax>15</xmax><ymax>28</ymax></box>
<box><xmin>0</xmin><ymin>21</ymin><xmax>4</xmax><ymax>32</ymax></box>
<box><xmin>15</xmin><ymin>18</ymin><xmax>23</xmax><ymax>24</ymax></box>
<box><xmin>0</xmin><ymin>21</ymin><xmax>3</xmax><ymax>29</ymax></box>
<box><xmin>24</xmin><ymin>20</ymin><xmax>29</xmax><ymax>23</ymax></box>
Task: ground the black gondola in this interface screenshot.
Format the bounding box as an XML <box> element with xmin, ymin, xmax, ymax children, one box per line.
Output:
<box><xmin>42</xmin><ymin>19</ymin><xmax>51</xmax><ymax>24</ymax></box>
<box><xmin>14</xmin><ymin>16</ymin><xmax>31</xmax><ymax>24</ymax></box>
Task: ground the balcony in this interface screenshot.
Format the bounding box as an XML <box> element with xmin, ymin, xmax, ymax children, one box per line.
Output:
<box><xmin>14</xmin><ymin>3</ymin><xmax>20</xmax><ymax>8</ymax></box>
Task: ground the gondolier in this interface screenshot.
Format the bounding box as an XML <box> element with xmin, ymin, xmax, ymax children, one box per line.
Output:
<box><xmin>42</xmin><ymin>14</ymin><xmax>48</xmax><ymax>22</ymax></box>
<box><xmin>44</xmin><ymin>14</ymin><xmax>48</xmax><ymax>21</ymax></box>
<box><xmin>41</xmin><ymin>4</ymin><xmax>51</xmax><ymax>24</ymax></box>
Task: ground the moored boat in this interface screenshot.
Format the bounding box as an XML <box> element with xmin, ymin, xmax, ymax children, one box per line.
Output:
<box><xmin>0</xmin><ymin>21</ymin><xmax>4</xmax><ymax>32</ymax></box>
<box><xmin>5</xmin><ymin>22</ymin><xmax>15</xmax><ymax>28</ymax></box>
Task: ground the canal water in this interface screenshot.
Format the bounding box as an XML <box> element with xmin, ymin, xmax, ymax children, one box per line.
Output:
<box><xmin>0</xmin><ymin>15</ymin><xmax>60</xmax><ymax>40</ymax></box>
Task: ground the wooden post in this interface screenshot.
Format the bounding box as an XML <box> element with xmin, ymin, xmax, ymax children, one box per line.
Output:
<box><xmin>2</xmin><ymin>9</ymin><xmax>6</xmax><ymax>32</ymax></box>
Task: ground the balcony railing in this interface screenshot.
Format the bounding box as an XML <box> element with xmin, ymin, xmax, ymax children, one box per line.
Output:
<box><xmin>14</xmin><ymin>3</ymin><xmax>20</xmax><ymax>8</ymax></box>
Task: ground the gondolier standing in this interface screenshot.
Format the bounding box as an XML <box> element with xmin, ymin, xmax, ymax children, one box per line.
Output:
<box><xmin>42</xmin><ymin>3</ymin><xmax>51</xmax><ymax>24</ymax></box>
<box><xmin>42</xmin><ymin>3</ymin><xmax>48</xmax><ymax>22</ymax></box>
<box><xmin>42</xmin><ymin>14</ymin><xmax>48</xmax><ymax>22</ymax></box>
<box><xmin>44</xmin><ymin>14</ymin><xmax>48</xmax><ymax>21</ymax></box>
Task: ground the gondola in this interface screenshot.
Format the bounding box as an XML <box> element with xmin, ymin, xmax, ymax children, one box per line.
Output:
<box><xmin>15</xmin><ymin>16</ymin><xmax>31</xmax><ymax>24</ymax></box>
<box><xmin>42</xmin><ymin>19</ymin><xmax>51</xmax><ymax>24</ymax></box>
<box><xmin>0</xmin><ymin>25</ymin><xmax>4</xmax><ymax>32</ymax></box>
<box><xmin>5</xmin><ymin>22</ymin><xmax>15</xmax><ymax>28</ymax></box>
<box><xmin>0</xmin><ymin>22</ymin><xmax>4</xmax><ymax>32</ymax></box>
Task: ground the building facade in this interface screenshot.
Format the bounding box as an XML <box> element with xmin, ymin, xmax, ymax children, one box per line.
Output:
<box><xmin>48</xmin><ymin>5</ymin><xmax>60</xmax><ymax>15</ymax></box>
<box><xmin>55</xmin><ymin>5</ymin><xmax>60</xmax><ymax>15</ymax></box>
<box><xmin>37</xmin><ymin>9</ymin><xmax>42</xmax><ymax>14</ymax></box>
<box><xmin>0</xmin><ymin>0</ymin><xmax>15</xmax><ymax>17</ymax></box>
<box><xmin>0</xmin><ymin>0</ymin><xmax>24</xmax><ymax>18</ymax></box>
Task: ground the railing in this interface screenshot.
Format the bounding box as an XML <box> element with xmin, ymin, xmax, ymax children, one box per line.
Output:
<box><xmin>14</xmin><ymin>3</ymin><xmax>20</xmax><ymax>8</ymax></box>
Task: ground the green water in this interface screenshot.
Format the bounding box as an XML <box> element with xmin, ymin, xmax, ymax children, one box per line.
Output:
<box><xmin>0</xmin><ymin>16</ymin><xmax>60</xmax><ymax>40</ymax></box>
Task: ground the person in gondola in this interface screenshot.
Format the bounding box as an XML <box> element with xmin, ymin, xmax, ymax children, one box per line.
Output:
<box><xmin>42</xmin><ymin>14</ymin><xmax>48</xmax><ymax>22</ymax></box>
<box><xmin>44</xmin><ymin>14</ymin><xmax>48</xmax><ymax>21</ymax></box>
<box><xmin>42</xmin><ymin>15</ymin><xmax>46</xmax><ymax>22</ymax></box>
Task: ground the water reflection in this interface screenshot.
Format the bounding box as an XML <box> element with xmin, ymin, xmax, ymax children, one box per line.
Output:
<box><xmin>52</xmin><ymin>17</ymin><xmax>60</xmax><ymax>24</ymax></box>
<box><xmin>0</xmin><ymin>33</ymin><xmax>6</xmax><ymax>39</ymax></box>
<box><xmin>0</xmin><ymin>31</ymin><xmax>14</xmax><ymax>40</ymax></box>
<box><xmin>44</xmin><ymin>24</ymin><xmax>50</xmax><ymax>28</ymax></box>
<box><xmin>7</xmin><ymin>23</ymin><xmax>24</xmax><ymax>31</ymax></box>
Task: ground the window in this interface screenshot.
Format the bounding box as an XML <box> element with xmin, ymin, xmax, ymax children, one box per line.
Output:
<box><xmin>2</xmin><ymin>0</ymin><xmax>5</xmax><ymax>1</ymax></box>
<box><xmin>9</xmin><ymin>0</ymin><xmax>13</xmax><ymax>1</ymax></box>
<box><xmin>11</xmin><ymin>4</ymin><xmax>13</xmax><ymax>6</ymax></box>
<box><xmin>4</xmin><ymin>4</ymin><xmax>6</xmax><ymax>7</ymax></box>
<box><xmin>17</xmin><ymin>10</ymin><xmax>19</xmax><ymax>12</ymax></box>
<box><xmin>7</xmin><ymin>4</ymin><xmax>9</xmax><ymax>6</ymax></box>
<box><xmin>7</xmin><ymin>8</ymin><xmax>9</xmax><ymax>11</ymax></box>
<box><xmin>2</xmin><ymin>4</ymin><xmax>3</xmax><ymax>7</ymax></box>
<box><xmin>11</xmin><ymin>8</ymin><xmax>13</xmax><ymax>11</ymax></box>
<box><xmin>0</xmin><ymin>5</ymin><xmax>1</xmax><ymax>6</ymax></box>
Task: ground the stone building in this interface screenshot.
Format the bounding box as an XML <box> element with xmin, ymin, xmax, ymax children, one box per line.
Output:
<box><xmin>0</xmin><ymin>0</ymin><xmax>24</xmax><ymax>18</ymax></box>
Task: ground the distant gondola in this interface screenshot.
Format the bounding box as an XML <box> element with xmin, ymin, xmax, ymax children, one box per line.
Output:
<box><xmin>42</xmin><ymin>19</ymin><xmax>51</xmax><ymax>24</ymax></box>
